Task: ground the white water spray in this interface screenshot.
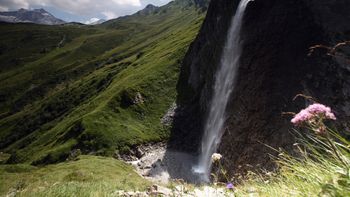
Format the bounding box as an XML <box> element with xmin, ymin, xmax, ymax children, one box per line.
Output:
<box><xmin>193</xmin><ymin>0</ymin><xmax>252</xmax><ymax>182</ymax></box>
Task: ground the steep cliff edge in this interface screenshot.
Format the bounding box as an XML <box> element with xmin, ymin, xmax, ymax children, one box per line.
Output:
<box><xmin>170</xmin><ymin>0</ymin><xmax>350</xmax><ymax>176</ymax></box>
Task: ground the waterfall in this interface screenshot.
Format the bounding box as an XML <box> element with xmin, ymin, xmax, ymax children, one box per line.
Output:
<box><xmin>193</xmin><ymin>0</ymin><xmax>252</xmax><ymax>182</ymax></box>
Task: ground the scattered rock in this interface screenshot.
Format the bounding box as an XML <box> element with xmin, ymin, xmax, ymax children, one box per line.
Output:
<box><xmin>135</xmin><ymin>147</ymin><xmax>145</xmax><ymax>158</ymax></box>
<box><xmin>112</xmin><ymin>190</ymin><xmax>148</xmax><ymax>197</ymax></box>
<box><xmin>6</xmin><ymin>189</ymin><xmax>17</xmax><ymax>197</ymax></box>
<box><xmin>133</xmin><ymin>92</ymin><xmax>144</xmax><ymax>105</ymax></box>
<box><xmin>67</xmin><ymin>149</ymin><xmax>81</xmax><ymax>161</ymax></box>
<box><xmin>120</xmin><ymin>90</ymin><xmax>145</xmax><ymax>108</ymax></box>
<box><xmin>193</xmin><ymin>186</ymin><xmax>228</xmax><ymax>197</ymax></box>
<box><xmin>148</xmin><ymin>184</ymin><xmax>172</xmax><ymax>196</ymax></box>
<box><xmin>119</xmin><ymin>153</ymin><xmax>139</xmax><ymax>162</ymax></box>
<box><xmin>119</xmin><ymin>142</ymin><xmax>170</xmax><ymax>184</ymax></box>
<box><xmin>113</xmin><ymin>184</ymin><xmax>235</xmax><ymax>197</ymax></box>
<box><xmin>161</xmin><ymin>103</ymin><xmax>177</xmax><ymax>126</ymax></box>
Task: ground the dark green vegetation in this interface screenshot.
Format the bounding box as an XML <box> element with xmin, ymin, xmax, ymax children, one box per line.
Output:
<box><xmin>0</xmin><ymin>0</ymin><xmax>206</xmax><ymax>168</ymax></box>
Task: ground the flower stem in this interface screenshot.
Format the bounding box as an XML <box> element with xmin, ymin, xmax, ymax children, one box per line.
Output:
<box><xmin>218</xmin><ymin>161</ymin><xmax>230</xmax><ymax>183</ymax></box>
<box><xmin>325</xmin><ymin>133</ymin><xmax>348</xmax><ymax>168</ymax></box>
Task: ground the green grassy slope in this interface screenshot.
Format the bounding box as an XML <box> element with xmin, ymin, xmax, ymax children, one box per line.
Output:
<box><xmin>0</xmin><ymin>155</ymin><xmax>149</xmax><ymax>196</ymax></box>
<box><xmin>0</xmin><ymin>0</ymin><xmax>207</xmax><ymax>165</ymax></box>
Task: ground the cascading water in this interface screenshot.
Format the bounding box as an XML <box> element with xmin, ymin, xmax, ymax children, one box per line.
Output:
<box><xmin>193</xmin><ymin>0</ymin><xmax>252</xmax><ymax>182</ymax></box>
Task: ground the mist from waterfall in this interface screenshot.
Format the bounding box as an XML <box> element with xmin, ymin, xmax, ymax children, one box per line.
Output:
<box><xmin>193</xmin><ymin>0</ymin><xmax>252</xmax><ymax>182</ymax></box>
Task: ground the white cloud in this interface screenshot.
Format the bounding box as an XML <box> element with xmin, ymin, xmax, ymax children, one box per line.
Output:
<box><xmin>85</xmin><ymin>17</ymin><xmax>99</xmax><ymax>24</ymax></box>
<box><xmin>0</xmin><ymin>5</ymin><xmax>9</xmax><ymax>11</ymax></box>
<box><xmin>113</xmin><ymin>0</ymin><xmax>141</xmax><ymax>6</ymax></box>
<box><xmin>0</xmin><ymin>0</ymin><xmax>171</xmax><ymax>21</ymax></box>
<box><xmin>0</xmin><ymin>0</ymin><xmax>30</xmax><ymax>9</ymax></box>
<box><xmin>102</xmin><ymin>11</ymin><xmax>118</xmax><ymax>20</ymax></box>
<box><xmin>0</xmin><ymin>0</ymin><xmax>143</xmax><ymax>15</ymax></box>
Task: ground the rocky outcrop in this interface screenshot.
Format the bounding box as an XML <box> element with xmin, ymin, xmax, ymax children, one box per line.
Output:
<box><xmin>170</xmin><ymin>0</ymin><xmax>350</xmax><ymax>177</ymax></box>
<box><xmin>136</xmin><ymin>4</ymin><xmax>159</xmax><ymax>16</ymax></box>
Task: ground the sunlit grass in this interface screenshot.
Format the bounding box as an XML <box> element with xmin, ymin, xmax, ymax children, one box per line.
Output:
<box><xmin>0</xmin><ymin>155</ymin><xmax>149</xmax><ymax>196</ymax></box>
<box><xmin>235</xmin><ymin>115</ymin><xmax>350</xmax><ymax>196</ymax></box>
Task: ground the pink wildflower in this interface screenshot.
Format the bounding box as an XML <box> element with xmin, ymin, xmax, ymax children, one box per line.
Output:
<box><xmin>291</xmin><ymin>109</ymin><xmax>313</xmax><ymax>125</ymax></box>
<box><xmin>291</xmin><ymin>103</ymin><xmax>336</xmax><ymax>125</ymax></box>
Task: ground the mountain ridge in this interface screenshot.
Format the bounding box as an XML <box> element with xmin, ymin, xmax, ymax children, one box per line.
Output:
<box><xmin>0</xmin><ymin>8</ymin><xmax>65</xmax><ymax>25</ymax></box>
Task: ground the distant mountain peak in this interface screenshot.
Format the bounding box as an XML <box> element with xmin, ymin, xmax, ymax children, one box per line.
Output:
<box><xmin>0</xmin><ymin>8</ymin><xmax>65</xmax><ymax>25</ymax></box>
<box><xmin>34</xmin><ymin>8</ymin><xmax>48</xmax><ymax>13</ymax></box>
<box><xmin>145</xmin><ymin>4</ymin><xmax>157</xmax><ymax>9</ymax></box>
<box><xmin>137</xmin><ymin>4</ymin><xmax>159</xmax><ymax>15</ymax></box>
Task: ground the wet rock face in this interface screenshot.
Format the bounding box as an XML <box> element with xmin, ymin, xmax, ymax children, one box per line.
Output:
<box><xmin>169</xmin><ymin>0</ymin><xmax>239</xmax><ymax>152</ymax></box>
<box><xmin>171</xmin><ymin>0</ymin><xmax>350</xmax><ymax>176</ymax></box>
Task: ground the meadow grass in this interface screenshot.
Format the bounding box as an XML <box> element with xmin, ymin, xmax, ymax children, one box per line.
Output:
<box><xmin>0</xmin><ymin>155</ymin><xmax>149</xmax><ymax>196</ymax></box>
<box><xmin>234</xmin><ymin>109</ymin><xmax>350</xmax><ymax>196</ymax></box>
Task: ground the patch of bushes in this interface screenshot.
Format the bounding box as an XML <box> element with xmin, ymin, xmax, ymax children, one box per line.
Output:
<box><xmin>6</xmin><ymin>151</ymin><xmax>27</xmax><ymax>164</ymax></box>
<box><xmin>31</xmin><ymin>146</ymin><xmax>72</xmax><ymax>166</ymax></box>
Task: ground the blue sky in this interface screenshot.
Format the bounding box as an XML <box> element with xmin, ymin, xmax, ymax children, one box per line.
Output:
<box><xmin>0</xmin><ymin>0</ymin><xmax>171</xmax><ymax>23</ymax></box>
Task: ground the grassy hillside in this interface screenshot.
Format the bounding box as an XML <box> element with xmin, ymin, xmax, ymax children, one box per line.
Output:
<box><xmin>0</xmin><ymin>0</ymin><xmax>207</xmax><ymax>165</ymax></box>
<box><xmin>0</xmin><ymin>155</ymin><xmax>149</xmax><ymax>196</ymax></box>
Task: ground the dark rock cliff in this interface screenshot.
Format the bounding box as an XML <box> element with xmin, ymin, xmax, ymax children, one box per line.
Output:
<box><xmin>170</xmin><ymin>0</ymin><xmax>350</xmax><ymax>176</ymax></box>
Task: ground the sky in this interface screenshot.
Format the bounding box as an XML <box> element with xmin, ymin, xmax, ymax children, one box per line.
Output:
<box><xmin>0</xmin><ymin>0</ymin><xmax>172</xmax><ymax>24</ymax></box>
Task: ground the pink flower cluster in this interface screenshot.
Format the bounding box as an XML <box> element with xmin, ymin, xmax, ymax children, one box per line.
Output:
<box><xmin>291</xmin><ymin>103</ymin><xmax>336</xmax><ymax>125</ymax></box>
